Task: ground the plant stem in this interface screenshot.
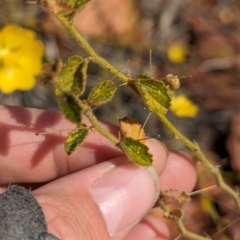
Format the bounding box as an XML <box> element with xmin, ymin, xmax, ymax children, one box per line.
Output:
<box><xmin>55</xmin><ymin>15</ymin><xmax>129</xmax><ymax>84</ymax></box>
<box><xmin>156</xmin><ymin>113</ymin><xmax>240</xmax><ymax>211</ymax></box>
<box><xmin>53</xmin><ymin>10</ymin><xmax>240</xmax><ymax>211</ymax></box>
<box><xmin>47</xmin><ymin>7</ymin><xmax>240</xmax><ymax>237</ymax></box>
<box><xmin>52</xmin><ymin>78</ymin><xmax>120</xmax><ymax>146</ymax></box>
<box><xmin>177</xmin><ymin>221</ymin><xmax>210</xmax><ymax>240</ymax></box>
<box><xmin>158</xmin><ymin>197</ymin><xmax>210</xmax><ymax>240</ymax></box>
<box><xmin>83</xmin><ymin>105</ymin><xmax>120</xmax><ymax>145</ymax></box>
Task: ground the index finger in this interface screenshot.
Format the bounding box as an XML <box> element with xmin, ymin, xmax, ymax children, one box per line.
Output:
<box><xmin>0</xmin><ymin>105</ymin><xmax>123</xmax><ymax>183</ymax></box>
<box><xmin>0</xmin><ymin>106</ymin><xmax>168</xmax><ymax>184</ymax></box>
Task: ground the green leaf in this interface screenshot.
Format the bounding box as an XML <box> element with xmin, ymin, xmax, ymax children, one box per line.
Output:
<box><xmin>129</xmin><ymin>74</ymin><xmax>171</xmax><ymax>114</ymax></box>
<box><xmin>58</xmin><ymin>94</ymin><xmax>81</xmax><ymax>123</ymax></box>
<box><xmin>57</xmin><ymin>56</ymin><xmax>88</xmax><ymax>96</ymax></box>
<box><xmin>119</xmin><ymin>137</ymin><xmax>153</xmax><ymax>166</ymax></box>
<box><xmin>87</xmin><ymin>80</ymin><xmax>117</xmax><ymax>106</ymax></box>
<box><xmin>65</xmin><ymin>126</ymin><xmax>89</xmax><ymax>155</ymax></box>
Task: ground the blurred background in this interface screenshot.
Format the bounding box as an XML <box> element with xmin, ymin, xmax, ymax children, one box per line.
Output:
<box><xmin>1</xmin><ymin>0</ymin><xmax>240</xmax><ymax>239</ymax></box>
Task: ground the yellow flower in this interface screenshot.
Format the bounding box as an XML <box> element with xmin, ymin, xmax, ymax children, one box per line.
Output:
<box><xmin>0</xmin><ymin>24</ymin><xmax>44</xmax><ymax>94</ymax></box>
<box><xmin>167</xmin><ymin>44</ymin><xmax>189</xmax><ymax>63</ymax></box>
<box><xmin>170</xmin><ymin>94</ymin><xmax>199</xmax><ymax>118</ymax></box>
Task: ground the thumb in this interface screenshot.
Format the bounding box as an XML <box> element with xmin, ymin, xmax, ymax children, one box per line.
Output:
<box><xmin>34</xmin><ymin>155</ymin><xmax>162</xmax><ymax>240</ymax></box>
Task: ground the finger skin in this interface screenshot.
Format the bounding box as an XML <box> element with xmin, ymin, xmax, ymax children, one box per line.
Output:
<box><xmin>32</xmin><ymin>153</ymin><xmax>196</xmax><ymax>240</ymax></box>
<box><xmin>124</xmin><ymin>215</ymin><xmax>170</xmax><ymax>240</ymax></box>
<box><xmin>0</xmin><ymin>106</ymin><xmax>168</xmax><ymax>183</ymax></box>
<box><xmin>0</xmin><ymin>105</ymin><xmax>122</xmax><ymax>183</ymax></box>
<box><xmin>33</xmin><ymin>159</ymin><xmax>141</xmax><ymax>240</ymax></box>
<box><xmin>33</xmin><ymin>157</ymin><xmax>166</xmax><ymax>240</ymax></box>
<box><xmin>159</xmin><ymin>151</ymin><xmax>196</xmax><ymax>193</ymax></box>
<box><xmin>0</xmin><ymin>105</ymin><xmax>197</xmax><ymax>240</ymax></box>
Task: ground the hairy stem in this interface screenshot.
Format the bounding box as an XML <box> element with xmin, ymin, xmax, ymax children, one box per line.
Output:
<box><xmin>158</xmin><ymin>197</ymin><xmax>210</xmax><ymax>240</ymax></box>
<box><xmin>55</xmin><ymin>15</ymin><xmax>129</xmax><ymax>84</ymax></box>
<box><xmin>156</xmin><ymin>113</ymin><xmax>240</xmax><ymax>211</ymax></box>
<box><xmin>83</xmin><ymin>105</ymin><xmax>120</xmax><ymax>145</ymax></box>
<box><xmin>45</xmin><ymin>7</ymin><xmax>240</xmax><ymax>238</ymax></box>
<box><xmin>176</xmin><ymin>221</ymin><xmax>210</xmax><ymax>240</ymax></box>
<box><xmin>52</xmin><ymin>78</ymin><xmax>120</xmax><ymax>146</ymax></box>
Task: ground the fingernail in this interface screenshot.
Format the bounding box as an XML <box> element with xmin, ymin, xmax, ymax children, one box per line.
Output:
<box><xmin>90</xmin><ymin>161</ymin><xmax>159</xmax><ymax>236</ymax></box>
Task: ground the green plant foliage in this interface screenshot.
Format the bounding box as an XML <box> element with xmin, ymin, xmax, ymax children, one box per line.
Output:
<box><xmin>34</xmin><ymin>2</ymin><xmax>240</xmax><ymax>238</ymax></box>
<box><xmin>65</xmin><ymin>126</ymin><xmax>89</xmax><ymax>155</ymax></box>
<box><xmin>119</xmin><ymin>137</ymin><xmax>153</xmax><ymax>166</ymax></box>
<box><xmin>57</xmin><ymin>94</ymin><xmax>81</xmax><ymax>123</ymax></box>
<box><xmin>129</xmin><ymin>74</ymin><xmax>171</xmax><ymax>114</ymax></box>
<box><xmin>87</xmin><ymin>79</ymin><xmax>117</xmax><ymax>106</ymax></box>
<box><xmin>57</xmin><ymin>55</ymin><xmax>88</xmax><ymax>96</ymax></box>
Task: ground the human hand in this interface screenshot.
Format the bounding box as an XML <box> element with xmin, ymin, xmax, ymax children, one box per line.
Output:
<box><xmin>0</xmin><ymin>105</ymin><xmax>196</xmax><ymax>240</ymax></box>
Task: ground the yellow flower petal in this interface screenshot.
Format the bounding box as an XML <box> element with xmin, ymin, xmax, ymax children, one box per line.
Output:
<box><xmin>0</xmin><ymin>24</ymin><xmax>44</xmax><ymax>94</ymax></box>
<box><xmin>170</xmin><ymin>94</ymin><xmax>199</xmax><ymax>118</ymax></box>
<box><xmin>0</xmin><ymin>67</ymin><xmax>36</xmax><ymax>93</ymax></box>
<box><xmin>167</xmin><ymin>44</ymin><xmax>189</xmax><ymax>63</ymax></box>
<box><xmin>2</xmin><ymin>24</ymin><xmax>36</xmax><ymax>50</ymax></box>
